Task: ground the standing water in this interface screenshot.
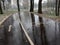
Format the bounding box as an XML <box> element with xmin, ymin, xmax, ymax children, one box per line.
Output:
<box><xmin>0</xmin><ymin>12</ymin><xmax>60</xmax><ymax>45</ymax></box>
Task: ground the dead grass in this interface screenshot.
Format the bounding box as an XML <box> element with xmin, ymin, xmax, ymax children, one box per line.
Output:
<box><xmin>0</xmin><ymin>11</ymin><xmax>17</xmax><ymax>22</ymax></box>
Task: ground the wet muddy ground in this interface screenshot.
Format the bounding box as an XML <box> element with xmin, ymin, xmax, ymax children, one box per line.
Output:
<box><xmin>0</xmin><ymin>12</ymin><xmax>60</xmax><ymax>45</ymax></box>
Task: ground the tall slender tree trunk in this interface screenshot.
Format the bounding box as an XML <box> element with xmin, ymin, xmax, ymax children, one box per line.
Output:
<box><xmin>0</xmin><ymin>1</ymin><xmax>3</xmax><ymax>14</ymax></box>
<box><xmin>38</xmin><ymin>0</ymin><xmax>48</xmax><ymax>45</ymax></box>
<box><xmin>17</xmin><ymin>0</ymin><xmax>20</xmax><ymax>12</ymax></box>
<box><xmin>30</xmin><ymin>0</ymin><xmax>34</xmax><ymax>12</ymax></box>
<box><xmin>17</xmin><ymin>0</ymin><xmax>21</xmax><ymax>20</ymax></box>
<box><xmin>55</xmin><ymin>0</ymin><xmax>58</xmax><ymax>16</ymax></box>
<box><xmin>38</xmin><ymin>0</ymin><xmax>42</xmax><ymax>14</ymax></box>
<box><xmin>3</xmin><ymin>0</ymin><xmax>5</xmax><ymax>10</ymax></box>
<box><xmin>30</xmin><ymin>0</ymin><xmax>36</xmax><ymax>44</ymax></box>
<box><xmin>57</xmin><ymin>0</ymin><xmax>60</xmax><ymax>16</ymax></box>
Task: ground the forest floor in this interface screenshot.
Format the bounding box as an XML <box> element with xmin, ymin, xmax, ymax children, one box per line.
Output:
<box><xmin>0</xmin><ymin>10</ymin><xmax>60</xmax><ymax>23</ymax></box>
<box><xmin>0</xmin><ymin>11</ymin><xmax>17</xmax><ymax>22</ymax></box>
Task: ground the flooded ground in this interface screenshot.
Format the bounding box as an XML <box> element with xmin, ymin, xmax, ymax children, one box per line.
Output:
<box><xmin>0</xmin><ymin>12</ymin><xmax>60</xmax><ymax>45</ymax></box>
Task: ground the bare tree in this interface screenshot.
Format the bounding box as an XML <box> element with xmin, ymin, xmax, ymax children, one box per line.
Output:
<box><xmin>17</xmin><ymin>0</ymin><xmax>21</xmax><ymax>20</ymax></box>
<box><xmin>55</xmin><ymin>0</ymin><xmax>58</xmax><ymax>16</ymax></box>
<box><xmin>38</xmin><ymin>0</ymin><xmax>42</xmax><ymax>13</ymax></box>
<box><xmin>30</xmin><ymin>0</ymin><xmax>34</xmax><ymax>12</ymax></box>
<box><xmin>2</xmin><ymin>0</ymin><xmax>5</xmax><ymax>10</ymax></box>
<box><xmin>30</xmin><ymin>0</ymin><xmax>36</xmax><ymax>44</ymax></box>
<box><xmin>57</xmin><ymin>0</ymin><xmax>60</xmax><ymax>16</ymax></box>
<box><xmin>38</xmin><ymin>0</ymin><xmax>48</xmax><ymax>45</ymax></box>
<box><xmin>17</xmin><ymin>0</ymin><xmax>20</xmax><ymax>12</ymax></box>
<box><xmin>0</xmin><ymin>1</ymin><xmax>3</xmax><ymax>14</ymax></box>
<box><xmin>55</xmin><ymin>0</ymin><xmax>60</xmax><ymax>16</ymax></box>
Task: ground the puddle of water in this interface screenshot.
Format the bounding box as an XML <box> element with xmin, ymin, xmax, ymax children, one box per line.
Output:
<box><xmin>0</xmin><ymin>11</ymin><xmax>60</xmax><ymax>45</ymax></box>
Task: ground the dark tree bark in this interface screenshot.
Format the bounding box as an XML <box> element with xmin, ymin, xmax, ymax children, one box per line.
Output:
<box><xmin>55</xmin><ymin>0</ymin><xmax>58</xmax><ymax>16</ymax></box>
<box><xmin>38</xmin><ymin>0</ymin><xmax>42</xmax><ymax>14</ymax></box>
<box><xmin>17</xmin><ymin>0</ymin><xmax>20</xmax><ymax>12</ymax></box>
<box><xmin>38</xmin><ymin>0</ymin><xmax>48</xmax><ymax>45</ymax></box>
<box><xmin>57</xmin><ymin>0</ymin><xmax>60</xmax><ymax>16</ymax></box>
<box><xmin>2</xmin><ymin>0</ymin><xmax>5</xmax><ymax>10</ymax></box>
<box><xmin>17</xmin><ymin>0</ymin><xmax>21</xmax><ymax>20</ymax></box>
<box><xmin>30</xmin><ymin>0</ymin><xmax>36</xmax><ymax>44</ymax></box>
<box><xmin>30</xmin><ymin>0</ymin><xmax>34</xmax><ymax>12</ymax></box>
<box><xmin>0</xmin><ymin>1</ymin><xmax>3</xmax><ymax>14</ymax></box>
<box><xmin>55</xmin><ymin>0</ymin><xmax>59</xmax><ymax>16</ymax></box>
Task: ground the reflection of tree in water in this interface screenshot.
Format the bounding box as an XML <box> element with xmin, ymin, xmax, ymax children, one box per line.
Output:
<box><xmin>39</xmin><ymin>17</ymin><xmax>48</xmax><ymax>45</ymax></box>
<box><xmin>38</xmin><ymin>0</ymin><xmax>48</xmax><ymax>45</ymax></box>
<box><xmin>30</xmin><ymin>0</ymin><xmax>37</xmax><ymax>44</ymax></box>
<box><xmin>31</xmin><ymin>13</ymin><xmax>37</xmax><ymax>45</ymax></box>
